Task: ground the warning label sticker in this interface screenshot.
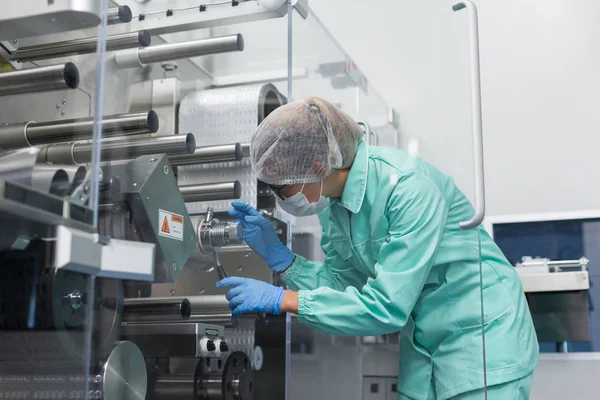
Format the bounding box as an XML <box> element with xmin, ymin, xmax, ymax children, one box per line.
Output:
<box><xmin>158</xmin><ymin>209</ymin><xmax>184</xmax><ymax>241</ymax></box>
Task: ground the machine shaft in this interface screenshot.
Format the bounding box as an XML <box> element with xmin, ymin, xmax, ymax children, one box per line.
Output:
<box><xmin>106</xmin><ymin>6</ymin><xmax>132</xmax><ymax>25</ymax></box>
<box><xmin>169</xmin><ymin>143</ymin><xmax>243</xmax><ymax>166</ymax></box>
<box><xmin>0</xmin><ymin>111</ymin><xmax>159</xmax><ymax>150</ymax></box>
<box><xmin>115</xmin><ymin>34</ymin><xmax>244</xmax><ymax>68</ymax></box>
<box><xmin>39</xmin><ymin>133</ymin><xmax>196</xmax><ymax>164</ymax></box>
<box><xmin>122</xmin><ymin>297</ymin><xmax>192</xmax><ymax>323</ymax></box>
<box><xmin>0</xmin><ymin>63</ymin><xmax>79</xmax><ymax>96</ymax></box>
<box><xmin>187</xmin><ymin>295</ymin><xmax>233</xmax><ymax>325</ymax></box>
<box><xmin>179</xmin><ymin>182</ymin><xmax>241</xmax><ymax>202</ymax></box>
<box><xmin>13</xmin><ymin>31</ymin><xmax>151</xmax><ymax>62</ymax></box>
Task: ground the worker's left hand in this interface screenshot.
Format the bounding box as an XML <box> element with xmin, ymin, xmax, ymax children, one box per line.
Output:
<box><xmin>216</xmin><ymin>277</ymin><xmax>284</xmax><ymax>317</ymax></box>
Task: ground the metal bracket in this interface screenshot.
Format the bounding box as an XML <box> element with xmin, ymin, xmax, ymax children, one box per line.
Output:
<box><xmin>0</xmin><ymin>41</ymin><xmax>21</xmax><ymax>70</ymax></box>
<box><xmin>70</xmin><ymin>167</ymin><xmax>103</xmax><ymax>206</ymax></box>
<box><xmin>292</xmin><ymin>0</ymin><xmax>309</xmax><ymax>19</ymax></box>
<box><xmin>128</xmin><ymin>0</ymin><xmax>290</xmax><ymax>35</ymax></box>
<box><xmin>54</xmin><ymin>225</ymin><xmax>155</xmax><ymax>281</ymax></box>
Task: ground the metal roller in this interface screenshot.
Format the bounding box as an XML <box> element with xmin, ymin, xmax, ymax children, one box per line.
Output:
<box><xmin>39</xmin><ymin>133</ymin><xmax>196</xmax><ymax>164</ymax></box>
<box><xmin>0</xmin><ymin>111</ymin><xmax>159</xmax><ymax>150</ymax></box>
<box><xmin>30</xmin><ymin>166</ymin><xmax>70</xmax><ymax>196</ymax></box>
<box><xmin>0</xmin><ymin>63</ymin><xmax>79</xmax><ymax>97</ymax></box>
<box><xmin>187</xmin><ymin>295</ymin><xmax>233</xmax><ymax>325</ymax></box>
<box><xmin>115</xmin><ymin>34</ymin><xmax>244</xmax><ymax>69</ymax></box>
<box><xmin>107</xmin><ymin>6</ymin><xmax>132</xmax><ymax>25</ymax></box>
<box><xmin>169</xmin><ymin>143</ymin><xmax>243</xmax><ymax>166</ymax></box>
<box><xmin>122</xmin><ymin>297</ymin><xmax>192</xmax><ymax>323</ymax></box>
<box><xmin>13</xmin><ymin>31</ymin><xmax>152</xmax><ymax>62</ymax></box>
<box><xmin>180</xmin><ymin>181</ymin><xmax>242</xmax><ymax>203</ymax></box>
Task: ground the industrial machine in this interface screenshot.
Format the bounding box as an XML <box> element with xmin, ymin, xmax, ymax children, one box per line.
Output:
<box><xmin>0</xmin><ymin>1</ymin><xmax>399</xmax><ymax>399</ymax></box>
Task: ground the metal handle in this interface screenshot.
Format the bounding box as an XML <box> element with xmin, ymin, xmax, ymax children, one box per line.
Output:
<box><xmin>453</xmin><ymin>1</ymin><xmax>486</xmax><ymax>230</ymax></box>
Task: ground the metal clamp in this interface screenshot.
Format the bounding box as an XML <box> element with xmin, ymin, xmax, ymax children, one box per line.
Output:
<box><xmin>453</xmin><ymin>1</ymin><xmax>486</xmax><ymax>230</ymax></box>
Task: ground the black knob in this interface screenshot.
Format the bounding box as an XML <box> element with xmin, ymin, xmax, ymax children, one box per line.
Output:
<box><xmin>219</xmin><ymin>341</ymin><xmax>229</xmax><ymax>353</ymax></box>
<box><xmin>206</xmin><ymin>340</ymin><xmax>216</xmax><ymax>352</ymax></box>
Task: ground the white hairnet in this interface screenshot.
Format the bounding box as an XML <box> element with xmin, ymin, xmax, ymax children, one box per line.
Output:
<box><xmin>251</xmin><ymin>97</ymin><xmax>364</xmax><ymax>185</ymax></box>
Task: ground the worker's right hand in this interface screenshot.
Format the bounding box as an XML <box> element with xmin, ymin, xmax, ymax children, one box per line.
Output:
<box><xmin>228</xmin><ymin>202</ymin><xmax>294</xmax><ymax>272</ymax></box>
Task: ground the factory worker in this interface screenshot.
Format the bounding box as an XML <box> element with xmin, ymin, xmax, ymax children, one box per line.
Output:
<box><xmin>217</xmin><ymin>97</ymin><xmax>539</xmax><ymax>399</ymax></box>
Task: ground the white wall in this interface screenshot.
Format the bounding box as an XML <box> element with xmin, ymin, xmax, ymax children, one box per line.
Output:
<box><xmin>309</xmin><ymin>0</ymin><xmax>600</xmax><ymax>217</ymax></box>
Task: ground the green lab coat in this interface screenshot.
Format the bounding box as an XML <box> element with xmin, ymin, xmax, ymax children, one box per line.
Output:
<box><xmin>281</xmin><ymin>140</ymin><xmax>538</xmax><ymax>400</ymax></box>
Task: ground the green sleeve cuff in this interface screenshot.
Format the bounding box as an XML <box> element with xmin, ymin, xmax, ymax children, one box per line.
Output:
<box><xmin>297</xmin><ymin>290</ymin><xmax>313</xmax><ymax>322</ymax></box>
<box><xmin>280</xmin><ymin>254</ymin><xmax>309</xmax><ymax>290</ymax></box>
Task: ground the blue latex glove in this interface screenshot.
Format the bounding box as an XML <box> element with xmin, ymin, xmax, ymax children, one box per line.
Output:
<box><xmin>216</xmin><ymin>277</ymin><xmax>284</xmax><ymax>316</ymax></box>
<box><xmin>228</xmin><ymin>202</ymin><xmax>294</xmax><ymax>272</ymax></box>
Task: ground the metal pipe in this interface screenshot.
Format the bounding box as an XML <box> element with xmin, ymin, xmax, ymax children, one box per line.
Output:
<box><xmin>107</xmin><ymin>6</ymin><xmax>132</xmax><ymax>25</ymax></box>
<box><xmin>179</xmin><ymin>182</ymin><xmax>241</xmax><ymax>203</ymax></box>
<box><xmin>169</xmin><ymin>143</ymin><xmax>242</xmax><ymax>166</ymax></box>
<box><xmin>186</xmin><ymin>295</ymin><xmax>233</xmax><ymax>325</ymax></box>
<box><xmin>0</xmin><ymin>111</ymin><xmax>159</xmax><ymax>150</ymax></box>
<box><xmin>40</xmin><ymin>133</ymin><xmax>196</xmax><ymax>164</ymax></box>
<box><xmin>13</xmin><ymin>31</ymin><xmax>152</xmax><ymax>62</ymax></box>
<box><xmin>122</xmin><ymin>297</ymin><xmax>191</xmax><ymax>323</ymax></box>
<box><xmin>0</xmin><ymin>63</ymin><xmax>79</xmax><ymax>96</ymax></box>
<box><xmin>114</xmin><ymin>34</ymin><xmax>243</xmax><ymax>69</ymax></box>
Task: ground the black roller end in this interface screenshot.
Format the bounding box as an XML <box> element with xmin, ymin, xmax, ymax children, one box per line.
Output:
<box><xmin>138</xmin><ymin>30</ymin><xmax>152</xmax><ymax>47</ymax></box>
<box><xmin>234</xmin><ymin>143</ymin><xmax>243</xmax><ymax>161</ymax></box>
<box><xmin>146</xmin><ymin>110</ymin><xmax>159</xmax><ymax>133</ymax></box>
<box><xmin>50</xmin><ymin>169</ymin><xmax>70</xmax><ymax>197</ymax></box>
<box><xmin>180</xmin><ymin>298</ymin><xmax>192</xmax><ymax>320</ymax></box>
<box><xmin>63</xmin><ymin>62</ymin><xmax>80</xmax><ymax>89</ymax></box>
<box><xmin>185</xmin><ymin>133</ymin><xmax>197</xmax><ymax>154</ymax></box>
<box><xmin>119</xmin><ymin>6</ymin><xmax>133</xmax><ymax>23</ymax></box>
<box><xmin>237</xmin><ymin>33</ymin><xmax>245</xmax><ymax>51</ymax></box>
<box><xmin>233</xmin><ymin>180</ymin><xmax>242</xmax><ymax>199</ymax></box>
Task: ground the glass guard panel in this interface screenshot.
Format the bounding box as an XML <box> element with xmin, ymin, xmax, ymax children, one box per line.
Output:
<box><xmin>0</xmin><ymin>1</ymin><xmax>108</xmax><ymax>398</ymax></box>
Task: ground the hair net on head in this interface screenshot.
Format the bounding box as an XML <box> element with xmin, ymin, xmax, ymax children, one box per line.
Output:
<box><xmin>251</xmin><ymin>97</ymin><xmax>364</xmax><ymax>186</ymax></box>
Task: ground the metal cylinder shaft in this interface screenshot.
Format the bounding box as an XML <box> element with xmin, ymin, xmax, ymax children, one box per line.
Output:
<box><xmin>169</xmin><ymin>143</ymin><xmax>243</xmax><ymax>166</ymax></box>
<box><xmin>180</xmin><ymin>182</ymin><xmax>241</xmax><ymax>202</ymax></box>
<box><xmin>107</xmin><ymin>6</ymin><xmax>132</xmax><ymax>25</ymax></box>
<box><xmin>13</xmin><ymin>31</ymin><xmax>151</xmax><ymax>62</ymax></box>
<box><xmin>151</xmin><ymin>373</ymin><xmax>197</xmax><ymax>400</ymax></box>
<box><xmin>141</xmin><ymin>34</ymin><xmax>243</xmax><ymax>63</ymax></box>
<box><xmin>40</xmin><ymin>133</ymin><xmax>196</xmax><ymax>164</ymax></box>
<box><xmin>186</xmin><ymin>295</ymin><xmax>233</xmax><ymax>325</ymax></box>
<box><xmin>122</xmin><ymin>297</ymin><xmax>192</xmax><ymax>323</ymax></box>
<box><xmin>0</xmin><ymin>111</ymin><xmax>159</xmax><ymax>150</ymax></box>
<box><xmin>115</xmin><ymin>34</ymin><xmax>244</xmax><ymax>69</ymax></box>
<box><xmin>0</xmin><ymin>63</ymin><xmax>79</xmax><ymax>97</ymax></box>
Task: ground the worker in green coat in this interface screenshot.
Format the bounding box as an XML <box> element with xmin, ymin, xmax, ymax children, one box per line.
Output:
<box><xmin>217</xmin><ymin>97</ymin><xmax>539</xmax><ymax>399</ymax></box>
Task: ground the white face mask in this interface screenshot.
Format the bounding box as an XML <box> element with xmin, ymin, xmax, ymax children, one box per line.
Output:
<box><xmin>276</xmin><ymin>181</ymin><xmax>329</xmax><ymax>217</ymax></box>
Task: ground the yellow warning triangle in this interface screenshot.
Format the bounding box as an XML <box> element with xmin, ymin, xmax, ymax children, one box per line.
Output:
<box><xmin>161</xmin><ymin>216</ymin><xmax>170</xmax><ymax>233</ymax></box>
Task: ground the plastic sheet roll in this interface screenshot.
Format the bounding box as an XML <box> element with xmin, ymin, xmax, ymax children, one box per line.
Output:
<box><xmin>178</xmin><ymin>84</ymin><xmax>284</xmax><ymax>214</ymax></box>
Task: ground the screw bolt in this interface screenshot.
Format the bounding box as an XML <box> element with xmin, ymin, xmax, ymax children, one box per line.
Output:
<box><xmin>171</xmin><ymin>262</ymin><xmax>177</xmax><ymax>271</ymax></box>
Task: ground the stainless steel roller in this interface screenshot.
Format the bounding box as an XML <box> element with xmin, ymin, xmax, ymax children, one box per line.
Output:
<box><xmin>107</xmin><ymin>6</ymin><xmax>132</xmax><ymax>25</ymax></box>
<box><xmin>169</xmin><ymin>143</ymin><xmax>243</xmax><ymax>166</ymax></box>
<box><xmin>0</xmin><ymin>111</ymin><xmax>159</xmax><ymax>150</ymax></box>
<box><xmin>179</xmin><ymin>181</ymin><xmax>241</xmax><ymax>203</ymax></box>
<box><xmin>114</xmin><ymin>34</ymin><xmax>244</xmax><ymax>69</ymax></box>
<box><xmin>122</xmin><ymin>297</ymin><xmax>192</xmax><ymax>323</ymax></box>
<box><xmin>0</xmin><ymin>63</ymin><xmax>79</xmax><ymax>97</ymax></box>
<box><xmin>13</xmin><ymin>31</ymin><xmax>151</xmax><ymax>62</ymax></box>
<box><xmin>39</xmin><ymin>133</ymin><xmax>195</xmax><ymax>164</ymax></box>
<box><xmin>186</xmin><ymin>295</ymin><xmax>233</xmax><ymax>325</ymax></box>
